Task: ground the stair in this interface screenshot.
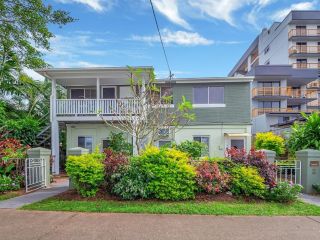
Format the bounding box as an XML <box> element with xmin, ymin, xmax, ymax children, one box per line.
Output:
<box><xmin>35</xmin><ymin>125</ymin><xmax>51</xmax><ymax>147</ymax></box>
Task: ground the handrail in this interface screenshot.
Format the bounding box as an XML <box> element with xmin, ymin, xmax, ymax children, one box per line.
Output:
<box><xmin>288</xmin><ymin>29</ymin><xmax>320</xmax><ymax>38</ymax></box>
<box><xmin>292</xmin><ymin>63</ymin><xmax>320</xmax><ymax>69</ymax></box>
<box><xmin>252</xmin><ymin>87</ymin><xmax>317</xmax><ymax>98</ymax></box>
<box><xmin>252</xmin><ymin>108</ymin><xmax>315</xmax><ymax>117</ymax></box>
<box><xmin>289</xmin><ymin>45</ymin><xmax>320</xmax><ymax>54</ymax></box>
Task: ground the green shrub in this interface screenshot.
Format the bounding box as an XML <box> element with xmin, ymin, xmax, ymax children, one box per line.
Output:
<box><xmin>266</xmin><ymin>182</ymin><xmax>303</xmax><ymax>203</ymax></box>
<box><xmin>231</xmin><ymin>166</ymin><xmax>266</xmax><ymax>198</ymax></box>
<box><xmin>312</xmin><ymin>184</ymin><xmax>320</xmax><ymax>194</ymax></box>
<box><xmin>111</xmin><ymin>163</ymin><xmax>150</xmax><ymax>200</ymax></box>
<box><xmin>66</xmin><ymin>150</ymin><xmax>105</xmax><ymax>197</ymax></box>
<box><xmin>138</xmin><ymin>146</ymin><xmax>196</xmax><ymax>200</ymax></box>
<box><xmin>288</xmin><ymin>112</ymin><xmax>320</xmax><ymax>154</ymax></box>
<box><xmin>0</xmin><ymin>175</ymin><xmax>20</xmax><ymax>192</ymax></box>
<box><xmin>175</xmin><ymin>140</ymin><xmax>207</xmax><ymax>159</ymax></box>
<box><xmin>106</xmin><ymin>132</ymin><xmax>132</xmax><ymax>155</ymax></box>
<box><xmin>254</xmin><ymin>132</ymin><xmax>285</xmax><ymax>156</ymax></box>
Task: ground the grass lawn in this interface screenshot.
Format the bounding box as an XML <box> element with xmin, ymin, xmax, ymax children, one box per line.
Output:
<box><xmin>0</xmin><ymin>192</ymin><xmax>20</xmax><ymax>201</ymax></box>
<box><xmin>22</xmin><ymin>197</ymin><xmax>320</xmax><ymax>216</ymax></box>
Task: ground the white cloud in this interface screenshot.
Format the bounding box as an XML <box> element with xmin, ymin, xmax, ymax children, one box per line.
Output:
<box><xmin>131</xmin><ymin>29</ymin><xmax>213</xmax><ymax>46</ymax></box>
<box><xmin>152</xmin><ymin>0</ymin><xmax>191</xmax><ymax>29</ymax></box>
<box><xmin>271</xmin><ymin>1</ymin><xmax>318</xmax><ymax>21</ymax></box>
<box><xmin>56</xmin><ymin>0</ymin><xmax>116</xmax><ymax>12</ymax></box>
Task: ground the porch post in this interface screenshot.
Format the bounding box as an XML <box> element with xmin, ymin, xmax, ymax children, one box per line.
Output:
<box><xmin>51</xmin><ymin>78</ymin><xmax>60</xmax><ymax>175</ymax></box>
<box><xmin>96</xmin><ymin>77</ymin><xmax>100</xmax><ymax>115</ymax></box>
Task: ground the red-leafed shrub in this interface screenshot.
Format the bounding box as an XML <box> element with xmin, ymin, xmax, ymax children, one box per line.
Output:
<box><xmin>0</xmin><ymin>137</ymin><xmax>29</xmax><ymax>159</ymax></box>
<box><xmin>226</xmin><ymin>148</ymin><xmax>277</xmax><ymax>187</ymax></box>
<box><xmin>104</xmin><ymin>148</ymin><xmax>129</xmax><ymax>187</ymax></box>
<box><xmin>195</xmin><ymin>161</ymin><xmax>230</xmax><ymax>194</ymax></box>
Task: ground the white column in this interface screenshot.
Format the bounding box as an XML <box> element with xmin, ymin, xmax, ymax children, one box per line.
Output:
<box><xmin>96</xmin><ymin>77</ymin><xmax>100</xmax><ymax>115</ymax></box>
<box><xmin>51</xmin><ymin>78</ymin><xmax>60</xmax><ymax>175</ymax></box>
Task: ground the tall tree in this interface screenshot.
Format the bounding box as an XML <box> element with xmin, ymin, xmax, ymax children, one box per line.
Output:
<box><xmin>0</xmin><ymin>0</ymin><xmax>75</xmax><ymax>93</ymax></box>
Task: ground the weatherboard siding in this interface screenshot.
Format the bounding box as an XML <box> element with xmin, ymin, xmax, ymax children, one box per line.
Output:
<box><xmin>173</xmin><ymin>82</ymin><xmax>251</xmax><ymax>125</ymax></box>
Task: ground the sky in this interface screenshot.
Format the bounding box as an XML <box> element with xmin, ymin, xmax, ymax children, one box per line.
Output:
<box><xmin>30</xmin><ymin>0</ymin><xmax>320</xmax><ymax>80</ymax></box>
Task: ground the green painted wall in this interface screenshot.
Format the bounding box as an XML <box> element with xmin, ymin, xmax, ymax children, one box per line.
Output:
<box><xmin>173</xmin><ymin>82</ymin><xmax>251</xmax><ymax>125</ymax></box>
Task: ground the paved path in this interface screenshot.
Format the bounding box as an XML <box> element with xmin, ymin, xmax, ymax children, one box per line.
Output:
<box><xmin>0</xmin><ymin>179</ymin><xmax>69</xmax><ymax>209</ymax></box>
<box><xmin>0</xmin><ymin>210</ymin><xmax>320</xmax><ymax>240</ymax></box>
<box><xmin>301</xmin><ymin>194</ymin><xmax>320</xmax><ymax>207</ymax></box>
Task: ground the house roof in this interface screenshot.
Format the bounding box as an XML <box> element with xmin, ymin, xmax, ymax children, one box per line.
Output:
<box><xmin>157</xmin><ymin>77</ymin><xmax>253</xmax><ymax>84</ymax></box>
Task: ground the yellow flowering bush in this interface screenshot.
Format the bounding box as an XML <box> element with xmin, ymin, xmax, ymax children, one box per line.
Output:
<box><xmin>255</xmin><ymin>132</ymin><xmax>286</xmax><ymax>156</ymax></box>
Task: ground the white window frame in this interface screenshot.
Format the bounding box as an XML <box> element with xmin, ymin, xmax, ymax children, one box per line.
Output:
<box><xmin>193</xmin><ymin>86</ymin><xmax>226</xmax><ymax>108</ymax></box>
<box><xmin>101</xmin><ymin>86</ymin><xmax>117</xmax><ymax>99</ymax></box>
<box><xmin>70</xmin><ymin>88</ymin><xmax>96</xmax><ymax>99</ymax></box>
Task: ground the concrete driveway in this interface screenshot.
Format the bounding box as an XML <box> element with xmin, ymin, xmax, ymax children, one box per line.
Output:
<box><xmin>0</xmin><ymin>209</ymin><xmax>320</xmax><ymax>240</ymax></box>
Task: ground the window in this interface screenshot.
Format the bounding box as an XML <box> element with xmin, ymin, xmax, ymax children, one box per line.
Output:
<box><xmin>230</xmin><ymin>139</ymin><xmax>244</xmax><ymax>149</ymax></box>
<box><xmin>296</xmin><ymin>42</ymin><xmax>307</xmax><ymax>53</ymax></box>
<box><xmin>264</xmin><ymin>46</ymin><xmax>270</xmax><ymax>54</ymax></box>
<box><xmin>160</xmin><ymin>86</ymin><xmax>173</xmax><ymax>104</ymax></box>
<box><xmin>158</xmin><ymin>128</ymin><xmax>170</xmax><ymax>136</ymax></box>
<box><xmin>78</xmin><ymin>136</ymin><xmax>93</xmax><ymax>152</ymax></box>
<box><xmin>296</xmin><ymin>26</ymin><xmax>306</xmax><ymax>36</ymax></box>
<box><xmin>193</xmin><ymin>86</ymin><xmax>224</xmax><ymax>105</ymax></box>
<box><xmin>102</xmin><ymin>87</ymin><xmax>116</xmax><ymax>99</ymax></box>
<box><xmin>296</xmin><ymin>59</ymin><xmax>307</xmax><ymax>68</ymax></box>
<box><xmin>70</xmin><ymin>88</ymin><xmax>96</xmax><ymax>99</ymax></box>
<box><xmin>158</xmin><ymin>140</ymin><xmax>172</xmax><ymax>148</ymax></box>
<box><xmin>258</xmin><ymin>101</ymin><xmax>280</xmax><ymax>109</ymax></box>
<box><xmin>193</xmin><ymin>136</ymin><xmax>209</xmax><ymax>156</ymax></box>
<box><xmin>102</xmin><ymin>139</ymin><xmax>111</xmax><ymax>149</ymax></box>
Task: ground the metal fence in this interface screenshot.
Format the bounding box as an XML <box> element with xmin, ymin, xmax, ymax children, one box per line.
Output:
<box><xmin>275</xmin><ymin>160</ymin><xmax>301</xmax><ymax>185</ymax></box>
<box><xmin>25</xmin><ymin>158</ymin><xmax>47</xmax><ymax>192</ymax></box>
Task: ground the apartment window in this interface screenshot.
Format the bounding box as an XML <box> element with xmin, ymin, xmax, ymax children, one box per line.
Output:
<box><xmin>78</xmin><ymin>136</ymin><xmax>93</xmax><ymax>152</ymax></box>
<box><xmin>297</xmin><ymin>59</ymin><xmax>307</xmax><ymax>68</ymax></box>
<box><xmin>262</xmin><ymin>82</ymin><xmax>280</xmax><ymax>88</ymax></box>
<box><xmin>70</xmin><ymin>88</ymin><xmax>96</xmax><ymax>99</ymax></box>
<box><xmin>258</xmin><ymin>101</ymin><xmax>280</xmax><ymax>109</ymax></box>
<box><xmin>230</xmin><ymin>139</ymin><xmax>245</xmax><ymax>149</ymax></box>
<box><xmin>193</xmin><ymin>86</ymin><xmax>224</xmax><ymax>105</ymax></box>
<box><xmin>264</xmin><ymin>46</ymin><xmax>270</xmax><ymax>54</ymax></box>
<box><xmin>296</xmin><ymin>42</ymin><xmax>307</xmax><ymax>53</ymax></box>
<box><xmin>193</xmin><ymin>136</ymin><xmax>209</xmax><ymax>156</ymax></box>
<box><xmin>158</xmin><ymin>140</ymin><xmax>172</xmax><ymax>148</ymax></box>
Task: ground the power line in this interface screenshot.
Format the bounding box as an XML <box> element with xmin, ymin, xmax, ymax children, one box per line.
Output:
<box><xmin>149</xmin><ymin>0</ymin><xmax>173</xmax><ymax>80</ymax></box>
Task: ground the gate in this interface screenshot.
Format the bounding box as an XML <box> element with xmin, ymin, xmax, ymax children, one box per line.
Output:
<box><xmin>25</xmin><ymin>158</ymin><xmax>47</xmax><ymax>192</ymax></box>
<box><xmin>275</xmin><ymin>160</ymin><xmax>301</xmax><ymax>185</ymax></box>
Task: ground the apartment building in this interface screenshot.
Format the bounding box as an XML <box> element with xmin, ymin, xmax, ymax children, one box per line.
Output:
<box><xmin>229</xmin><ymin>10</ymin><xmax>320</xmax><ymax>133</ymax></box>
<box><xmin>36</xmin><ymin>67</ymin><xmax>252</xmax><ymax>174</ymax></box>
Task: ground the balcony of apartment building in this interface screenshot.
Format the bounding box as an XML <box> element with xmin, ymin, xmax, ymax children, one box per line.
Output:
<box><xmin>252</xmin><ymin>107</ymin><xmax>315</xmax><ymax>117</ymax></box>
<box><xmin>289</xmin><ymin>45</ymin><xmax>320</xmax><ymax>58</ymax></box>
<box><xmin>292</xmin><ymin>61</ymin><xmax>320</xmax><ymax>69</ymax></box>
<box><xmin>288</xmin><ymin>28</ymin><xmax>320</xmax><ymax>41</ymax></box>
<box><xmin>252</xmin><ymin>87</ymin><xmax>317</xmax><ymax>100</ymax></box>
<box><xmin>307</xmin><ymin>79</ymin><xmax>320</xmax><ymax>89</ymax></box>
<box><xmin>307</xmin><ymin>99</ymin><xmax>320</xmax><ymax>109</ymax></box>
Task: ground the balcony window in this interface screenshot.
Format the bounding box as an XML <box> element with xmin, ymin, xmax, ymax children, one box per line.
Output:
<box><xmin>296</xmin><ymin>26</ymin><xmax>306</xmax><ymax>36</ymax></box>
<box><xmin>193</xmin><ymin>86</ymin><xmax>224</xmax><ymax>105</ymax></box>
<box><xmin>102</xmin><ymin>87</ymin><xmax>116</xmax><ymax>99</ymax></box>
<box><xmin>70</xmin><ymin>88</ymin><xmax>96</xmax><ymax>99</ymax></box>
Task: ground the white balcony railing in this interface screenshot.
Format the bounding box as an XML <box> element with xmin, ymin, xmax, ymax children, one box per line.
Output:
<box><xmin>56</xmin><ymin>99</ymin><xmax>140</xmax><ymax>116</ymax></box>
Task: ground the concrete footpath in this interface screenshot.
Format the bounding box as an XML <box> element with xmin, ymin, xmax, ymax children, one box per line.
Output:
<box><xmin>0</xmin><ymin>179</ymin><xmax>69</xmax><ymax>209</ymax></box>
<box><xmin>301</xmin><ymin>194</ymin><xmax>320</xmax><ymax>207</ymax></box>
<box><xmin>0</xmin><ymin>210</ymin><xmax>319</xmax><ymax>240</ymax></box>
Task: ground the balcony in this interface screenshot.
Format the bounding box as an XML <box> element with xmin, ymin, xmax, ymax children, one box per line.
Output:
<box><xmin>252</xmin><ymin>108</ymin><xmax>315</xmax><ymax>117</ymax></box>
<box><xmin>307</xmin><ymin>80</ymin><xmax>320</xmax><ymax>89</ymax></box>
<box><xmin>252</xmin><ymin>87</ymin><xmax>287</xmax><ymax>98</ymax></box>
<box><xmin>307</xmin><ymin>100</ymin><xmax>320</xmax><ymax>108</ymax></box>
<box><xmin>55</xmin><ymin>99</ymin><xmax>140</xmax><ymax>119</ymax></box>
<box><xmin>289</xmin><ymin>46</ymin><xmax>320</xmax><ymax>56</ymax></box>
<box><xmin>288</xmin><ymin>29</ymin><xmax>320</xmax><ymax>40</ymax></box>
<box><xmin>252</xmin><ymin>87</ymin><xmax>317</xmax><ymax>99</ymax></box>
<box><xmin>292</xmin><ymin>63</ymin><xmax>320</xmax><ymax>69</ymax></box>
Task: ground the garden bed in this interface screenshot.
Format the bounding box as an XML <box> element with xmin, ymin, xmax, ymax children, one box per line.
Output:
<box><xmin>0</xmin><ymin>190</ymin><xmax>24</xmax><ymax>201</ymax></box>
<box><xmin>22</xmin><ymin>192</ymin><xmax>320</xmax><ymax>216</ymax></box>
